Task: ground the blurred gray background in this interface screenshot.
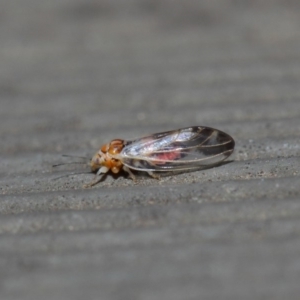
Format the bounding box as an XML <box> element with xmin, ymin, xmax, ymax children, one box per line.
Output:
<box><xmin>1</xmin><ymin>1</ymin><xmax>300</xmax><ymax>299</ymax></box>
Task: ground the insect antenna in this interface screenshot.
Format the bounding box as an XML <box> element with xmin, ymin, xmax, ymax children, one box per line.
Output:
<box><xmin>52</xmin><ymin>154</ymin><xmax>92</xmax><ymax>182</ymax></box>
<box><xmin>52</xmin><ymin>161</ymin><xmax>87</xmax><ymax>168</ymax></box>
<box><xmin>52</xmin><ymin>154</ymin><xmax>90</xmax><ymax>168</ymax></box>
<box><xmin>52</xmin><ymin>171</ymin><xmax>92</xmax><ymax>181</ymax></box>
<box><xmin>61</xmin><ymin>154</ymin><xmax>88</xmax><ymax>160</ymax></box>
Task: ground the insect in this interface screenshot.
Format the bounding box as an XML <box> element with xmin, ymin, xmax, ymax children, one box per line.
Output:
<box><xmin>85</xmin><ymin>126</ymin><xmax>235</xmax><ymax>187</ymax></box>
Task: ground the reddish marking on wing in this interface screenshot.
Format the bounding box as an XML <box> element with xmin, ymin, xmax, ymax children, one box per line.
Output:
<box><xmin>154</xmin><ymin>150</ymin><xmax>181</xmax><ymax>164</ymax></box>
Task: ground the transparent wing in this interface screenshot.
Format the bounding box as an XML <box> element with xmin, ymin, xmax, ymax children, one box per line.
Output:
<box><xmin>120</xmin><ymin>126</ymin><xmax>235</xmax><ymax>172</ymax></box>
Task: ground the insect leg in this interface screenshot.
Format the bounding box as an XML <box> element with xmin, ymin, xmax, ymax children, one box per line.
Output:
<box><xmin>123</xmin><ymin>166</ymin><xmax>137</xmax><ymax>181</ymax></box>
<box><xmin>147</xmin><ymin>171</ymin><xmax>160</xmax><ymax>180</ymax></box>
<box><xmin>83</xmin><ymin>166</ymin><xmax>109</xmax><ymax>188</ymax></box>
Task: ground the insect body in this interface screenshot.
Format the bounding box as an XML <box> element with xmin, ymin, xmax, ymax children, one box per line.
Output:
<box><xmin>86</xmin><ymin>126</ymin><xmax>235</xmax><ymax>187</ymax></box>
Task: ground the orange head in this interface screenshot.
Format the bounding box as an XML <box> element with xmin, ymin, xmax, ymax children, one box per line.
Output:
<box><xmin>90</xmin><ymin>139</ymin><xmax>125</xmax><ymax>173</ymax></box>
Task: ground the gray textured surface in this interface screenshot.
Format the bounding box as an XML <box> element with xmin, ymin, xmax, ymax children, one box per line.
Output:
<box><xmin>1</xmin><ymin>1</ymin><xmax>300</xmax><ymax>299</ymax></box>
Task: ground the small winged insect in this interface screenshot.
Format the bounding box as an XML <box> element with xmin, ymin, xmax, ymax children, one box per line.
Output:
<box><xmin>81</xmin><ymin>126</ymin><xmax>235</xmax><ymax>187</ymax></box>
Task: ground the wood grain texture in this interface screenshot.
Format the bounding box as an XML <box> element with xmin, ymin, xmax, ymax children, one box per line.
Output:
<box><xmin>1</xmin><ymin>1</ymin><xmax>300</xmax><ymax>299</ymax></box>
